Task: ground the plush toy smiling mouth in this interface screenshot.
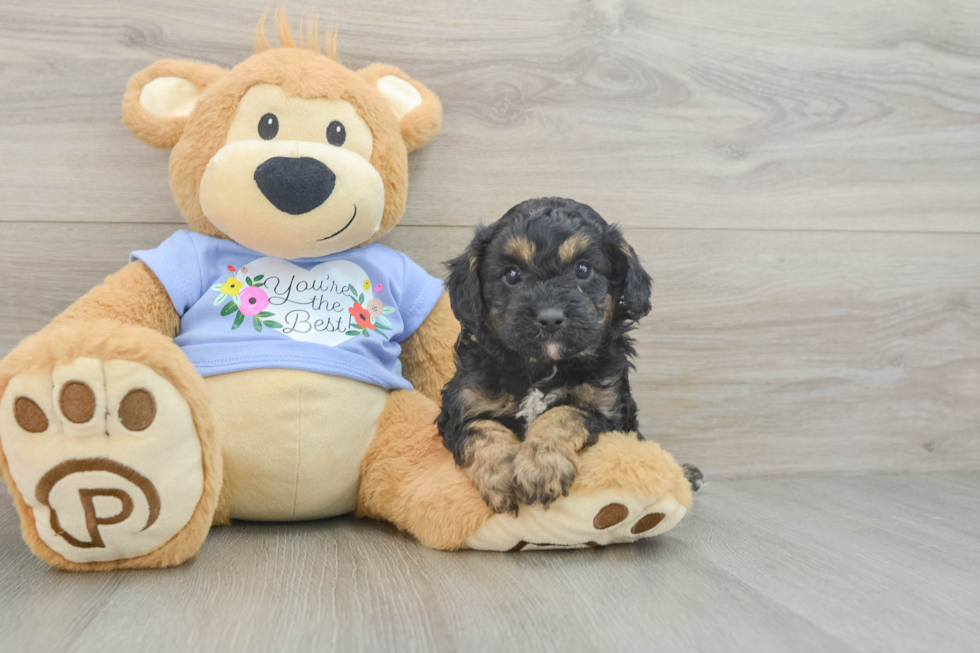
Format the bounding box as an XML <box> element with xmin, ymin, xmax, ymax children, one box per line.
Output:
<box><xmin>318</xmin><ymin>205</ymin><xmax>357</xmax><ymax>241</ymax></box>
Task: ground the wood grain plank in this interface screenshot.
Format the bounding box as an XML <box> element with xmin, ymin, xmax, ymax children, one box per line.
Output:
<box><xmin>1</xmin><ymin>0</ymin><xmax>979</xmax><ymax>231</ymax></box>
<box><xmin>2</xmin><ymin>473</ymin><xmax>979</xmax><ymax>652</ymax></box>
<box><xmin>1</xmin><ymin>222</ymin><xmax>977</xmax><ymax>478</ymax></box>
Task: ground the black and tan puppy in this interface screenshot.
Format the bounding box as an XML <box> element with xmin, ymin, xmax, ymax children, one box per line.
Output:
<box><xmin>439</xmin><ymin>197</ymin><xmax>702</xmax><ymax>514</ymax></box>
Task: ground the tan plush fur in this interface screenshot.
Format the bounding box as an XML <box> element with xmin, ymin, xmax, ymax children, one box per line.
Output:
<box><xmin>0</xmin><ymin>319</ymin><xmax>221</xmax><ymax>570</ymax></box>
<box><xmin>53</xmin><ymin>261</ymin><xmax>180</xmax><ymax>336</ymax></box>
<box><xmin>574</xmin><ymin>432</ymin><xmax>693</xmax><ymax>511</ymax></box>
<box><xmin>398</xmin><ymin>292</ymin><xmax>460</xmax><ymax>403</ymax></box>
<box><xmin>357</xmin><ymin>63</ymin><xmax>443</xmax><ymax>153</ymax></box>
<box><xmin>357</xmin><ymin>390</ymin><xmax>493</xmax><ymax>550</ymax></box>
<box><xmin>122</xmin><ymin>60</ymin><xmax>228</xmax><ymax>150</ymax></box>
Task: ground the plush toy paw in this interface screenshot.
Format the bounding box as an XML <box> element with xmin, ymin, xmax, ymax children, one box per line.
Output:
<box><xmin>463</xmin><ymin>432</ymin><xmax>693</xmax><ymax>552</ymax></box>
<box><xmin>0</xmin><ymin>357</ymin><xmax>206</xmax><ymax>567</ymax></box>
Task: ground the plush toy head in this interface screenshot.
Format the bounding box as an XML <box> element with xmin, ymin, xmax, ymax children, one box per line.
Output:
<box><xmin>121</xmin><ymin>10</ymin><xmax>441</xmax><ymax>259</ymax></box>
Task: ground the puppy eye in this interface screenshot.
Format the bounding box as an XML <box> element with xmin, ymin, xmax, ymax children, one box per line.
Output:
<box><xmin>326</xmin><ymin>120</ymin><xmax>347</xmax><ymax>146</ymax></box>
<box><xmin>258</xmin><ymin>113</ymin><xmax>279</xmax><ymax>140</ymax></box>
<box><xmin>503</xmin><ymin>267</ymin><xmax>523</xmax><ymax>286</ymax></box>
<box><xmin>575</xmin><ymin>261</ymin><xmax>593</xmax><ymax>280</ymax></box>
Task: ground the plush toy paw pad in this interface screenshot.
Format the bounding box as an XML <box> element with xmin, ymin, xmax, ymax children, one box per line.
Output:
<box><xmin>631</xmin><ymin>511</ymin><xmax>666</xmax><ymax>533</ymax></box>
<box><xmin>593</xmin><ymin>502</ymin><xmax>629</xmax><ymax>529</ymax></box>
<box><xmin>465</xmin><ymin>488</ymin><xmax>687</xmax><ymax>552</ymax></box>
<box><xmin>0</xmin><ymin>357</ymin><xmax>204</xmax><ymax>564</ymax></box>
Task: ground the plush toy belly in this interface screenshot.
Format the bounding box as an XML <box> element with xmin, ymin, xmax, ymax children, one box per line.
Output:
<box><xmin>206</xmin><ymin>369</ymin><xmax>389</xmax><ymax>521</ymax></box>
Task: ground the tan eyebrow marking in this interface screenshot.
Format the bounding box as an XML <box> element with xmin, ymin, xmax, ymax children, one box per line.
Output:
<box><xmin>559</xmin><ymin>233</ymin><xmax>590</xmax><ymax>262</ymax></box>
<box><xmin>504</xmin><ymin>237</ymin><xmax>536</xmax><ymax>263</ymax></box>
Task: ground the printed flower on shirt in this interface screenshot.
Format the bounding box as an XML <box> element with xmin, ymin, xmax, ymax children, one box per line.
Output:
<box><xmin>220</xmin><ymin>277</ymin><xmax>243</xmax><ymax>296</ymax></box>
<box><xmin>211</xmin><ymin>266</ymin><xmax>282</xmax><ymax>332</ymax></box>
<box><xmin>239</xmin><ymin>286</ymin><xmax>270</xmax><ymax>316</ymax></box>
<box><xmin>343</xmin><ymin>282</ymin><xmax>396</xmax><ymax>340</ymax></box>
<box><xmin>349</xmin><ymin>303</ymin><xmax>375</xmax><ymax>330</ymax></box>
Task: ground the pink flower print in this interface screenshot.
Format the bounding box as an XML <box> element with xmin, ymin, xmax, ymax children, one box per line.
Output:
<box><xmin>366</xmin><ymin>298</ymin><xmax>384</xmax><ymax>318</ymax></box>
<box><xmin>238</xmin><ymin>286</ymin><xmax>270</xmax><ymax>316</ymax></box>
<box><xmin>374</xmin><ymin>283</ymin><xmax>383</xmax><ymax>293</ymax></box>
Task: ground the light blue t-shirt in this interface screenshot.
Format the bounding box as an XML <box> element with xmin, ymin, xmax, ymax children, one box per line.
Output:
<box><xmin>131</xmin><ymin>230</ymin><xmax>444</xmax><ymax>390</ymax></box>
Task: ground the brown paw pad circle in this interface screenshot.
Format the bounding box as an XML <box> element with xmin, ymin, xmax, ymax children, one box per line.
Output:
<box><xmin>593</xmin><ymin>503</ymin><xmax>629</xmax><ymax>529</ymax></box>
<box><xmin>60</xmin><ymin>381</ymin><xmax>96</xmax><ymax>424</ymax></box>
<box><xmin>118</xmin><ymin>389</ymin><xmax>156</xmax><ymax>431</ymax></box>
<box><xmin>14</xmin><ymin>397</ymin><xmax>48</xmax><ymax>433</ymax></box>
<box><xmin>631</xmin><ymin>512</ymin><xmax>666</xmax><ymax>534</ymax></box>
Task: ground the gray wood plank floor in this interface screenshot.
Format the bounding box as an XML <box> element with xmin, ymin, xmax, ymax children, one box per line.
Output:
<box><xmin>2</xmin><ymin>472</ymin><xmax>978</xmax><ymax>653</ymax></box>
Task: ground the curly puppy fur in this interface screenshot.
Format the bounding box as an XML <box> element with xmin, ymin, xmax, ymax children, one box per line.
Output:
<box><xmin>438</xmin><ymin>197</ymin><xmax>688</xmax><ymax>512</ymax></box>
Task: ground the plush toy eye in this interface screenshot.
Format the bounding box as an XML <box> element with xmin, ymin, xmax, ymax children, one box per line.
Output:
<box><xmin>503</xmin><ymin>267</ymin><xmax>523</xmax><ymax>286</ymax></box>
<box><xmin>258</xmin><ymin>113</ymin><xmax>279</xmax><ymax>140</ymax></box>
<box><xmin>575</xmin><ymin>261</ymin><xmax>593</xmax><ymax>280</ymax></box>
<box><xmin>326</xmin><ymin>120</ymin><xmax>346</xmax><ymax>146</ymax></box>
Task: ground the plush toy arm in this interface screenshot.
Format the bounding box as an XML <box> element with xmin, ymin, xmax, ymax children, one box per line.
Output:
<box><xmin>51</xmin><ymin>260</ymin><xmax>179</xmax><ymax>336</ymax></box>
<box><xmin>399</xmin><ymin>292</ymin><xmax>459</xmax><ymax>404</ymax></box>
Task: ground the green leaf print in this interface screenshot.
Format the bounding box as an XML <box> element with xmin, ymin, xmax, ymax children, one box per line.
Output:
<box><xmin>231</xmin><ymin>312</ymin><xmax>245</xmax><ymax>330</ymax></box>
<box><xmin>253</xmin><ymin>316</ymin><xmax>263</xmax><ymax>332</ymax></box>
<box><xmin>382</xmin><ymin>306</ymin><xmax>396</xmax><ymax>314</ymax></box>
<box><xmin>221</xmin><ymin>301</ymin><xmax>237</xmax><ymax>316</ymax></box>
<box><xmin>258</xmin><ymin>311</ymin><xmax>274</xmax><ymax>318</ymax></box>
<box><xmin>253</xmin><ymin>275</ymin><xmax>264</xmax><ymax>282</ymax></box>
<box><xmin>246</xmin><ymin>276</ymin><xmax>253</xmax><ymax>286</ymax></box>
<box><xmin>263</xmin><ymin>320</ymin><xmax>283</xmax><ymax>329</ymax></box>
<box><xmin>345</xmin><ymin>330</ymin><xmax>361</xmax><ymax>336</ymax></box>
<box><xmin>358</xmin><ymin>292</ymin><xmax>364</xmax><ymax>304</ymax></box>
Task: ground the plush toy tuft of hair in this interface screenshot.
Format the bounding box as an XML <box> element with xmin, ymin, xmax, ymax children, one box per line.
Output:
<box><xmin>253</xmin><ymin>7</ymin><xmax>338</xmax><ymax>59</ymax></box>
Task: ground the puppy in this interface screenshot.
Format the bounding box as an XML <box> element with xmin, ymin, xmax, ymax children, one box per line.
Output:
<box><xmin>439</xmin><ymin>197</ymin><xmax>702</xmax><ymax>514</ymax></box>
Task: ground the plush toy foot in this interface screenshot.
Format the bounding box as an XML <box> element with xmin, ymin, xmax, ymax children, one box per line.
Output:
<box><xmin>464</xmin><ymin>432</ymin><xmax>693</xmax><ymax>551</ymax></box>
<box><xmin>0</xmin><ymin>348</ymin><xmax>217</xmax><ymax>570</ymax></box>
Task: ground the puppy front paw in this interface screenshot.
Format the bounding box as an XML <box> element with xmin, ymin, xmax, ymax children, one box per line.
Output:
<box><xmin>512</xmin><ymin>439</ymin><xmax>578</xmax><ymax>508</ymax></box>
<box><xmin>461</xmin><ymin>420</ymin><xmax>522</xmax><ymax>515</ymax></box>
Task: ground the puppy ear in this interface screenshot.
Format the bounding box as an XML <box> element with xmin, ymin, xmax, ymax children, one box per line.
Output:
<box><xmin>607</xmin><ymin>226</ymin><xmax>652</xmax><ymax>321</ymax></box>
<box><xmin>445</xmin><ymin>225</ymin><xmax>493</xmax><ymax>333</ymax></box>
<box><xmin>122</xmin><ymin>60</ymin><xmax>227</xmax><ymax>149</ymax></box>
<box><xmin>358</xmin><ymin>64</ymin><xmax>442</xmax><ymax>152</ymax></box>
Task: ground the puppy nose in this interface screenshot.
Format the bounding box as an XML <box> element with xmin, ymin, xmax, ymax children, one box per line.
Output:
<box><xmin>536</xmin><ymin>308</ymin><xmax>565</xmax><ymax>332</ymax></box>
<box><xmin>253</xmin><ymin>156</ymin><xmax>336</xmax><ymax>215</ymax></box>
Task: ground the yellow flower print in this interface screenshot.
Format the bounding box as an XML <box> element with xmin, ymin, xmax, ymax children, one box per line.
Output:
<box><xmin>220</xmin><ymin>277</ymin><xmax>243</xmax><ymax>296</ymax></box>
<box><xmin>363</xmin><ymin>279</ymin><xmax>371</xmax><ymax>291</ymax></box>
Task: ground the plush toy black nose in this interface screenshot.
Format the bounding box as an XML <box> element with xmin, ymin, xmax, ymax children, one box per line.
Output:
<box><xmin>536</xmin><ymin>308</ymin><xmax>565</xmax><ymax>332</ymax></box>
<box><xmin>253</xmin><ymin>157</ymin><xmax>336</xmax><ymax>215</ymax></box>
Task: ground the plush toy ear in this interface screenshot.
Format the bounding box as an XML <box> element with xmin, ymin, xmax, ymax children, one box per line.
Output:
<box><xmin>122</xmin><ymin>60</ymin><xmax>228</xmax><ymax>149</ymax></box>
<box><xmin>445</xmin><ymin>224</ymin><xmax>494</xmax><ymax>334</ymax></box>
<box><xmin>607</xmin><ymin>225</ymin><xmax>653</xmax><ymax>321</ymax></box>
<box><xmin>358</xmin><ymin>64</ymin><xmax>442</xmax><ymax>152</ymax></box>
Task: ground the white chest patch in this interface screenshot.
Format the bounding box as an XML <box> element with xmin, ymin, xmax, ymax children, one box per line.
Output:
<box><xmin>214</xmin><ymin>257</ymin><xmax>385</xmax><ymax>346</ymax></box>
<box><xmin>516</xmin><ymin>389</ymin><xmax>563</xmax><ymax>425</ymax></box>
